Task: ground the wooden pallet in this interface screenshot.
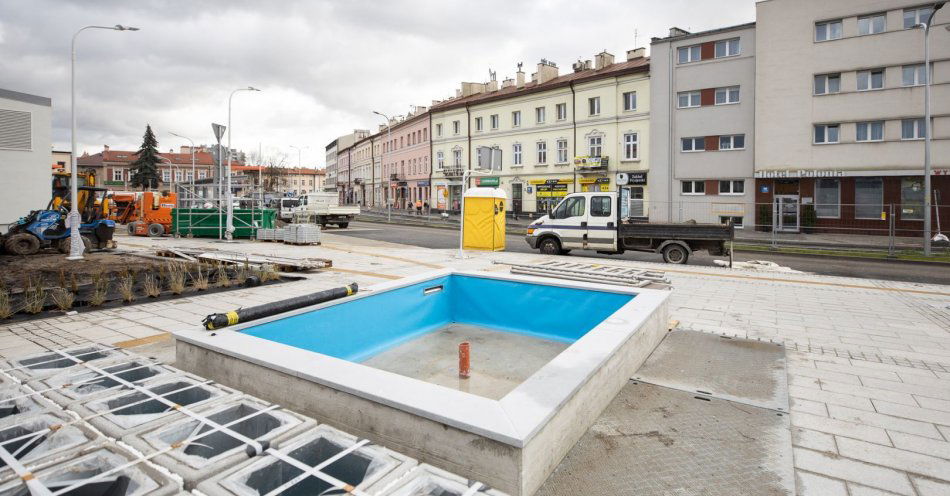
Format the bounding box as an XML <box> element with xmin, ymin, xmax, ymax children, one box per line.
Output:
<box><xmin>155</xmin><ymin>247</ymin><xmax>331</xmax><ymax>272</ymax></box>
<box><xmin>498</xmin><ymin>260</ymin><xmax>670</xmax><ymax>289</ymax></box>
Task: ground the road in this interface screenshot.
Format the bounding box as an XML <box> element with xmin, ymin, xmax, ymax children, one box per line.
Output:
<box><xmin>327</xmin><ymin>221</ymin><xmax>950</xmax><ymax>285</ymax></box>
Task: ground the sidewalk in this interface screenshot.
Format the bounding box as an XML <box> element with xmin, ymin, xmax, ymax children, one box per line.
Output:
<box><xmin>1</xmin><ymin>233</ymin><xmax>948</xmax><ymax>495</ymax></box>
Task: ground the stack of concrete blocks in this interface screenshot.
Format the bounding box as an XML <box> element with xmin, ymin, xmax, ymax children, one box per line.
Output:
<box><xmin>67</xmin><ymin>372</ymin><xmax>240</xmax><ymax>440</ymax></box>
<box><xmin>282</xmin><ymin>224</ymin><xmax>321</xmax><ymax>245</ymax></box>
<box><xmin>255</xmin><ymin>228</ymin><xmax>274</xmax><ymax>241</ymax></box>
<box><xmin>2</xmin><ymin>344</ymin><xmax>135</xmax><ymax>382</ymax></box>
<box><xmin>29</xmin><ymin>356</ymin><xmax>180</xmax><ymax>407</ymax></box>
<box><xmin>385</xmin><ymin>464</ymin><xmax>510</xmax><ymax>495</ymax></box>
<box><xmin>0</xmin><ymin>410</ymin><xmax>99</xmax><ymax>484</ymax></box>
<box><xmin>196</xmin><ymin>425</ymin><xmax>418</xmax><ymax>496</ymax></box>
<box><xmin>124</xmin><ymin>395</ymin><xmax>316</xmax><ymax>490</ymax></box>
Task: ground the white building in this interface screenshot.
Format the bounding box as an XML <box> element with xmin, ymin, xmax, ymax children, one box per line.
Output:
<box><xmin>0</xmin><ymin>88</ymin><xmax>52</xmax><ymax>233</ymax></box>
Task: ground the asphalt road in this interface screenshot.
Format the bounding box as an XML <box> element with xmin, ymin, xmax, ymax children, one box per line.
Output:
<box><xmin>326</xmin><ymin>221</ymin><xmax>950</xmax><ymax>286</ymax></box>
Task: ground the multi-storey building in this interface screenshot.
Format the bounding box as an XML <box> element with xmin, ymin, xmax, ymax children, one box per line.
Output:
<box><xmin>381</xmin><ymin>107</ymin><xmax>431</xmax><ymax>209</ymax></box>
<box><xmin>0</xmin><ymin>88</ymin><xmax>51</xmax><ymax>232</ymax></box>
<box><xmin>324</xmin><ymin>139</ymin><xmax>338</xmax><ymax>193</ymax></box>
<box><xmin>76</xmin><ymin>145</ymin><xmax>215</xmax><ymax>193</ymax></box>
<box><xmin>351</xmin><ymin>134</ymin><xmax>376</xmax><ymax>206</ymax></box>
<box><xmin>650</xmin><ymin>23</ymin><xmax>756</xmax><ymax>227</ymax></box>
<box><xmin>230</xmin><ymin>165</ymin><xmax>325</xmax><ymax>197</ymax></box>
<box><xmin>755</xmin><ymin>0</ymin><xmax>949</xmax><ymax>234</ymax></box>
<box><xmin>333</xmin><ymin>129</ymin><xmax>370</xmax><ymax>204</ymax></box>
<box><xmin>430</xmin><ymin>50</ymin><xmax>650</xmax><ymax>215</ymax></box>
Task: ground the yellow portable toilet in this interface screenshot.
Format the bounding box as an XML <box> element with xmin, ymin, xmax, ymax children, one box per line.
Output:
<box><xmin>462</xmin><ymin>187</ymin><xmax>506</xmax><ymax>251</ymax></box>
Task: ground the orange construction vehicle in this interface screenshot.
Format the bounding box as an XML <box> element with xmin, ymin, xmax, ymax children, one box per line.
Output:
<box><xmin>111</xmin><ymin>191</ymin><xmax>178</xmax><ymax>237</ymax></box>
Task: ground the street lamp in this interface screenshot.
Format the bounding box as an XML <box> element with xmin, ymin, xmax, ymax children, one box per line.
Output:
<box><xmin>289</xmin><ymin>145</ymin><xmax>307</xmax><ymax>168</ymax></box>
<box><xmin>225</xmin><ymin>86</ymin><xmax>260</xmax><ymax>240</ymax></box>
<box><xmin>916</xmin><ymin>2</ymin><xmax>945</xmax><ymax>256</ymax></box>
<box><xmin>169</xmin><ymin>131</ymin><xmax>195</xmax><ymax>206</ymax></box>
<box><xmin>373</xmin><ymin>111</ymin><xmax>393</xmax><ymax>208</ymax></box>
<box><xmin>67</xmin><ymin>24</ymin><xmax>139</xmax><ymax>260</ymax></box>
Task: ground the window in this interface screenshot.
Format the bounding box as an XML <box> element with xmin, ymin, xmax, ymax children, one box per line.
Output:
<box><xmin>536</xmin><ymin>141</ymin><xmax>547</xmax><ymax>164</ymax></box>
<box><xmin>855</xmin><ymin>178</ymin><xmax>884</xmax><ymax>219</ymax></box>
<box><xmin>591</xmin><ymin>196</ymin><xmax>611</xmax><ymax>217</ymax></box>
<box><xmin>436</xmin><ymin>123</ymin><xmax>443</xmax><ymax>137</ymax></box>
<box><xmin>902</xmin><ymin>64</ymin><xmax>928</xmax><ymax>86</ymax></box>
<box><xmin>535</xmin><ymin>107</ymin><xmax>545</xmax><ymax>124</ymax></box>
<box><xmin>474</xmin><ymin>117</ymin><xmax>483</xmax><ymax>131</ymax></box>
<box><xmin>719</xmin><ymin>134</ymin><xmax>745</xmax><ymax>150</ymax></box>
<box><xmin>677</xmin><ymin>45</ymin><xmax>701</xmax><ymax>63</ymax></box>
<box><xmin>161</xmin><ymin>170</ymin><xmax>170</xmax><ymax>182</ymax></box>
<box><xmin>556</xmin><ymin>139</ymin><xmax>568</xmax><ymax>163</ymax></box>
<box><xmin>715</xmin><ymin>86</ymin><xmax>740</xmax><ymax>105</ymax></box>
<box><xmin>677</xmin><ymin>91</ymin><xmax>701</xmax><ymax>108</ymax></box>
<box><xmin>714</xmin><ymin>38</ymin><xmax>740</xmax><ymax>57</ymax></box>
<box><xmin>588</xmin><ymin>97</ymin><xmax>600</xmax><ymax>116</ymax></box>
<box><xmin>815</xmin><ymin>20</ymin><xmax>843</xmax><ymax>41</ymax></box>
<box><xmin>588</xmin><ymin>136</ymin><xmax>603</xmax><ymax>157</ymax></box>
<box><xmin>856</xmin><ymin>121</ymin><xmax>884</xmax><ymax>142</ymax></box>
<box><xmin>556</xmin><ymin>103</ymin><xmax>567</xmax><ymax>120</ymax></box>
<box><xmin>513</xmin><ymin>144</ymin><xmax>522</xmax><ymax>165</ymax></box>
<box><xmin>902</xmin><ymin>118</ymin><xmax>926</xmax><ymax>140</ymax></box>
<box><xmin>814</xmin><ymin>124</ymin><xmax>840</xmax><ymax>144</ymax></box>
<box><xmin>174</xmin><ymin>170</ymin><xmax>183</xmax><ymax>181</ymax></box>
<box><xmin>113</xmin><ymin>169</ymin><xmax>124</xmax><ymax>181</ymax></box>
<box><xmin>719</xmin><ymin>180</ymin><xmax>745</xmax><ymax>195</ymax></box>
<box><xmin>858</xmin><ymin>14</ymin><xmax>886</xmax><ymax>35</ymax></box>
<box><xmin>814</xmin><ymin>73</ymin><xmax>841</xmax><ymax>95</ymax></box>
<box><xmin>681</xmin><ymin>180</ymin><xmax>705</xmax><ymax>195</ymax></box>
<box><xmin>554</xmin><ymin>196</ymin><xmax>586</xmax><ymax>218</ymax></box>
<box><xmin>453</xmin><ymin>149</ymin><xmax>461</xmax><ymax>166</ymax></box>
<box><xmin>490</xmin><ymin>114</ymin><xmax>499</xmax><ymax>130</ymax></box>
<box><xmin>198</xmin><ymin>170</ymin><xmax>207</xmax><ymax>179</ymax></box>
<box><xmin>720</xmin><ymin>216</ymin><xmax>744</xmax><ymax>228</ymax></box>
<box><xmin>623</xmin><ymin>133</ymin><xmax>638</xmax><ymax>160</ymax></box>
<box><xmin>622</xmin><ymin>91</ymin><xmax>637</xmax><ymax>111</ymax></box>
<box><xmin>511</xmin><ymin>111</ymin><xmax>521</xmax><ymax>127</ymax></box>
<box><xmin>857</xmin><ymin>69</ymin><xmax>884</xmax><ymax>91</ymax></box>
<box><xmin>901</xmin><ymin>177</ymin><xmax>925</xmax><ymax>220</ymax></box>
<box><xmin>904</xmin><ymin>7</ymin><xmax>934</xmax><ymax>29</ymax></box>
<box><xmin>681</xmin><ymin>137</ymin><xmax>705</xmax><ymax>152</ymax></box>
<box><xmin>452</xmin><ymin>121</ymin><xmax>460</xmax><ymax>135</ymax></box>
<box><xmin>815</xmin><ymin>178</ymin><xmax>840</xmax><ymax>218</ymax></box>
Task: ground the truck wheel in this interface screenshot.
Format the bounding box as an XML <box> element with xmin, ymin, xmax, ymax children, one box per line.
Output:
<box><xmin>662</xmin><ymin>244</ymin><xmax>689</xmax><ymax>264</ymax></box>
<box><xmin>5</xmin><ymin>233</ymin><xmax>40</xmax><ymax>256</ymax></box>
<box><xmin>127</xmin><ymin>222</ymin><xmax>137</xmax><ymax>235</ymax></box>
<box><xmin>80</xmin><ymin>235</ymin><xmax>93</xmax><ymax>252</ymax></box>
<box><xmin>57</xmin><ymin>238</ymin><xmax>70</xmax><ymax>254</ymax></box>
<box><xmin>338</xmin><ymin>222</ymin><xmax>349</xmax><ymax>229</ymax></box>
<box><xmin>539</xmin><ymin>237</ymin><xmax>561</xmax><ymax>255</ymax></box>
<box><xmin>147</xmin><ymin>223</ymin><xmax>164</xmax><ymax>237</ymax></box>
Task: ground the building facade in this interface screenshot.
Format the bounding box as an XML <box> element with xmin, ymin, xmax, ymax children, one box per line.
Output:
<box><xmin>650</xmin><ymin>23</ymin><xmax>757</xmax><ymax>227</ymax></box>
<box><xmin>0</xmin><ymin>88</ymin><xmax>51</xmax><ymax>232</ymax></box>
<box><xmin>77</xmin><ymin>145</ymin><xmax>216</xmax><ymax>192</ymax></box>
<box><xmin>230</xmin><ymin>165</ymin><xmax>325</xmax><ymax>197</ymax></box>
<box><xmin>430</xmin><ymin>50</ymin><xmax>650</xmax><ymax>215</ymax></box>
<box><xmin>755</xmin><ymin>0</ymin><xmax>950</xmax><ymax>234</ymax></box>
<box><xmin>381</xmin><ymin>107</ymin><xmax>431</xmax><ymax>209</ymax></box>
<box><xmin>324</xmin><ymin>139</ymin><xmax>337</xmax><ymax>193</ymax></box>
<box><xmin>351</xmin><ymin>135</ymin><xmax>375</xmax><ymax>206</ymax></box>
<box><xmin>333</xmin><ymin>129</ymin><xmax>370</xmax><ymax>204</ymax></box>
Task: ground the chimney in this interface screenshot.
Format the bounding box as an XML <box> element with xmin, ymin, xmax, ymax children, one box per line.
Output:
<box><xmin>572</xmin><ymin>59</ymin><xmax>585</xmax><ymax>72</ymax></box>
<box><xmin>536</xmin><ymin>59</ymin><xmax>559</xmax><ymax>84</ymax></box>
<box><xmin>594</xmin><ymin>51</ymin><xmax>615</xmax><ymax>70</ymax></box>
<box><xmin>626</xmin><ymin>48</ymin><xmax>646</xmax><ymax>61</ymax></box>
<box><xmin>460</xmin><ymin>82</ymin><xmax>487</xmax><ymax>97</ymax></box>
<box><xmin>487</xmin><ymin>80</ymin><xmax>499</xmax><ymax>92</ymax></box>
<box><xmin>516</xmin><ymin>70</ymin><xmax>525</xmax><ymax>89</ymax></box>
<box><xmin>103</xmin><ymin>145</ymin><xmax>110</xmax><ymax>151</ymax></box>
<box><xmin>502</xmin><ymin>78</ymin><xmax>514</xmax><ymax>88</ymax></box>
<box><xmin>669</xmin><ymin>27</ymin><xmax>690</xmax><ymax>38</ymax></box>
<box><xmin>584</xmin><ymin>60</ymin><xmax>592</xmax><ymax>70</ymax></box>
<box><xmin>415</xmin><ymin>105</ymin><xmax>427</xmax><ymax>114</ymax></box>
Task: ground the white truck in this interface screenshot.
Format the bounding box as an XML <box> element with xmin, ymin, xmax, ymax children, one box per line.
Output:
<box><xmin>271</xmin><ymin>197</ymin><xmax>300</xmax><ymax>223</ymax></box>
<box><xmin>525</xmin><ymin>192</ymin><xmax>733</xmax><ymax>264</ymax></box>
<box><xmin>292</xmin><ymin>192</ymin><xmax>360</xmax><ymax>228</ymax></box>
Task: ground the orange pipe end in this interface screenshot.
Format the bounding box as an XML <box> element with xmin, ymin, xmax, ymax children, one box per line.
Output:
<box><xmin>459</xmin><ymin>341</ymin><xmax>471</xmax><ymax>378</ymax></box>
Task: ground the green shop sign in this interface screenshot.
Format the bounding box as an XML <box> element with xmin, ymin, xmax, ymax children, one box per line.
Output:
<box><xmin>476</xmin><ymin>177</ymin><xmax>500</xmax><ymax>187</ymax></box>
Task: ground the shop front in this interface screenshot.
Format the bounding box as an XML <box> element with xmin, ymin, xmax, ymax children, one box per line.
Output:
<box><xmin>617</xmin><ymin>171</ymin><xmax>648</xmax><ymax>219</ymax></box>
<box><xmin>530</xmin><ymin>178</ymin><xmax>571</xmax><ymax>214</ymax></box>
<box><xmin>579</xmin><ymin>176</ymin><xmax>611</xmax><ymax>192</ymax></box>
<box><xmin>434</xmin><ymin>180</ymin><xmax>464</xmax><ymax>212</ymax></box>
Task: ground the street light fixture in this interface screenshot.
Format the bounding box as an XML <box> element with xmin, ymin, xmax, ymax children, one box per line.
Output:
<box><xmin>67</xmin><ymin>24</ymin><xmax>139</xmax><ymax>260</ymax></box>
<box><xmin>373</xmin><ymin>111</ymin><xmax>393</xmax><ymax>208</ymax></box>
<box><xmin>225</xmin><ymin>86</ymin><xmax>261</xmax><ymax>240</ymax></box>
<box><xmin>915</xmin><ymin>1</ymin><xmax>944</xmax><ymax>256</ymax></box>
<box><xmin>289</xmin><ymin>145</ymin><xmax>308</xmax><ymax>168</ymax></box>
<box><xmin>169</xmin><ymin>131</ymin><xmax>195</xmax><ymax>205</ymax></box>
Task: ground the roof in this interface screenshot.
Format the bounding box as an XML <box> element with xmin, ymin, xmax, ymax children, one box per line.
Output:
<box><xmin>77</xmin><ymin>148</ymin><xmax>215</xmax><ymax>166</ymax></box>
<box><xmin>430</xmin><ymin>57</ymin><xmax>650</xmax><ymax>112</ymax></box>
<box><xmin>231</xmin><ymin>165</ymin><xmax>325</xmax><ymax>175</ymax></box>
<box><xmin>650</xmin><ymin>22</ymin><xmax>756</xmax><ymax>44</ymax></box>
<box><xmin>0</xmin><ymin>88</ymin><xmax>51</xmax><ymax>107</ymax></box>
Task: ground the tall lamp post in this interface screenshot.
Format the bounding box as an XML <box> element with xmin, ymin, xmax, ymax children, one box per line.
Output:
<box><xmin>225</xmin><ymin>86</ymin><xmax>260</xmax><ymax>240</ymax></box>
<box><xmin>169</xmin><ymin>131</ymin><xmax>195</xmax><ymax>207</ymax></box>
<box><xmin>67</xmin><ymin>24</ymin><xmax>139</xmax><ymax>260</ymax></box>
<box><xmin>373</xmin><ymin>111</ymin><xmax>393</xmax><ymax>208</ymax></box>
<box><xmin>918</xmin><ymin>2</ymin><xmax>945</xmax><ymax>256</ymax></box>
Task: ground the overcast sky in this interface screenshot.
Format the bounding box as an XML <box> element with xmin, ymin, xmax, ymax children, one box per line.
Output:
<box><xmin>1</xmin><ymin>0</ymin><xmax>754</xmax><ymax>167</ymax></box>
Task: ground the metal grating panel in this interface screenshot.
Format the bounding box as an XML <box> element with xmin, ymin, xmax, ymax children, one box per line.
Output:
<box><xmin>0</xmin><ymin>108</ymin><xmax>31</xmax><ymax>150</ymax></box>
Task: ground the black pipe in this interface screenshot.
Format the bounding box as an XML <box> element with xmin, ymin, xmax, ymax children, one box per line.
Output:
<box><xmin>202</xmin><ymin>283</ymin><xmax>358</xmax><ymax>330</ymax></box>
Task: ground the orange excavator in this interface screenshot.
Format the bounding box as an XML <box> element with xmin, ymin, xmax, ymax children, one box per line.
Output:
<box><xmin>111</xmin><ymin>191</ymin><xmax>177</xmax><ymax>237</ymax></box>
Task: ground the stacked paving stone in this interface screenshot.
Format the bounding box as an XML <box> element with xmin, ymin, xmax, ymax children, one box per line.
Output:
<box><xmin>0</xmin><ymin>344</ymin><xmax>508</xmax><ymax>495</ymax></box>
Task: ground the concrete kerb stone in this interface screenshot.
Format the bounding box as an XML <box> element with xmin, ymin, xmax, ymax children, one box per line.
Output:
<box><xmin>383</xmin><ymin>464</ymin><xmax>509</xmax><ymax>496</ymax></box>
<box><xmin>1</xmin><ymin>344</ymin><xmax>135</xmax><ymax>382</ymax></box>
<box><xmin>27</xmin><ymin>356</ymin><xmax>181</xmax><ymax>408</ymax></box>
<box><xmin>0</xmin><ymin>409</ymin><xmax>100</xmax><ymax>484</ymax></box>
<box><xmin>124</xmin><ymin>394</ymin><xmax>317</xmax><ymax>490</ymax></box>
<box><xmin>67</xmin><ymin>373</ymin><xmax>240</xmax><ymax>440</ymax></box>
<box><xmin>196</xmin><ymin>424</ymin><xmax>418</xmax><ymax>496</ymax></box>
<box><xmin>0</xmin><ymin>441</ymin><xmax>181</xmax><ymax>496</ymax></box>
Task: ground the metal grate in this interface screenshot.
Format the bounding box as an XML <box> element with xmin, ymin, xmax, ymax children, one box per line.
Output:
<box><xmin>0</xmin><ymin>109</ymin><xmax>31</xmax><ymax>150</ymax></box>
<box><xmin>498</xmin><ymin>260</ymin><xmax>670</xmax><ymax>288</ymax></box>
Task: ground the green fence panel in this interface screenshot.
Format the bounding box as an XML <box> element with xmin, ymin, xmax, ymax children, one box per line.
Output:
<box><xmin>171</xmin><ymin>208</ymin><xmax>276</xmax><ymax>238</ymax></box>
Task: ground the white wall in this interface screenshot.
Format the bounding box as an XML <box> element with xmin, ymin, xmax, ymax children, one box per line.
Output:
<box><xmin>0</xmin><ymin>89</ymin><xmax>52</xmax><ymax>233</ymax></box>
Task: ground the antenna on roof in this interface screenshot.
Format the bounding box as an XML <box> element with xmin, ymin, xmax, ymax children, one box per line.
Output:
<box><xmin>517</xmin><ymin>62</ymin><xmax>523</xmax><ymax>71</ymax></box>
<box><xmin>634</xmin><ymin>29</ymin><xmax>639</xmax><ymax>47</ymax></box>
<box><xmin>489</xmin><ymin>69</ymin><xmax>497</xmax><ymax>81</ymax></box>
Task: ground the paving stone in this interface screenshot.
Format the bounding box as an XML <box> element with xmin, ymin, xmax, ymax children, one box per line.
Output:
<box><xmin>792</xmin><ymin>447</ymin><xmax>914</xmax><ymax>495</ymax></box>
<box><xmin>792</xmin><ymin>427</ymin><xmax>837</xmax><ymax>454</ymax></box>
<box><xmin>914</xmin><ymin>477</ymin><xmax>950</xmax><ymax>496</ymax></box>
<box><xmin>835</xmin><ymin>436</ymin><xmax>950</xmax><ymax>481</ymax></box>
<box><xmin>796</xmin><ymin>471</ymin><xmax>847</xmax><ymax>496</ymax></box>
<box><xmin>791</xmin><ymin>411</ymin><xmax>891</xmax><ymax>445</ymax></box>
<box><xmin>871</xmin><ymin>400</ymin><xmax>950</xmax><ymax>426</ymax></box>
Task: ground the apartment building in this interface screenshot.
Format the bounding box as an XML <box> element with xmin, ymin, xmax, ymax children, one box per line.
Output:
<box><xmin>230</xmin><ymin>165</ymin><xmax>325</xmax><ymax>196</ymax></box>
<box><xmin>381</xmin><ymin>107</ymin><xmax>431</xmax><ymax>209</ymax></box>
<box><xmin>650</xmin><ymin>23</ymin><xmax>756</xmax><ymax>227</ymax></box>
<box><xmin>756</xmin><ymin>0</ymin><xmax>950</xmax><ymax>234</ymax></box>
<box><xmin>430</xmin><ymin>50</ymin><xmax>650</xmax><ymax>214</ymax></box>
<box><xmin>324</xmin><ymin>139</ymin><xmax>337</xmax><ymax>193</ymax></box>
<box><xmin>332</xmin><ymin>129</ymin><xmax>370</xmax><ymax>203</ymax></box>
<box><xmin>0</xmin><ymin>88</ymin><xmax>51</xmax><ymax>232</ymax></box>
<box><xmin>76</xmin><ymin>145</ymin><xmax>215</xmax><ymax>192</ymax></box>
<box><xmin>350</xmin><ymin>134</ymin><xmax>377</xmax><ymax>206</ymax></box>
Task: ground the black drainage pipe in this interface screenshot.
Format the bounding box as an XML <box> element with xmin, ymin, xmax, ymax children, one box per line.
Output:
<box><xmin>202</xmin><ymin>283</ymin><xmax>358</xmax><ymax>330</ymax></box>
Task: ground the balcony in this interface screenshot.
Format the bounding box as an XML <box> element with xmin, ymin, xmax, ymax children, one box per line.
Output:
<box><xmin>390</xmin><ymin>173</ymin><xmax>405</xmax><ymax>181</ymax></box>
<box><xmin>440</xmin><ymin>167</ymin><xmax>464</xmax><ymax>178</ymax></box>
<box><xmin>574</xmin><ymin>155</ymin><xmax>609</xmax><ymax>172</ymax></box>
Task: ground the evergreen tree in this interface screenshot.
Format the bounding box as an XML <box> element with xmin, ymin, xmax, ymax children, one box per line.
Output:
<box><xmin>129</xmin><ymin>124</ymin><xmax>161</xmax><ymax>191</ymax></box>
